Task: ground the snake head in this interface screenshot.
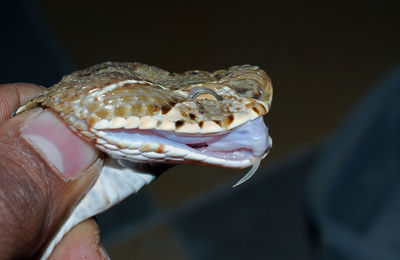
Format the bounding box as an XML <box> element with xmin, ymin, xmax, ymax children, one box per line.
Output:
<box><xmin>15</xmin><ymin>62</ymin><xmax>273</xmax><ymax>185</ymax></box>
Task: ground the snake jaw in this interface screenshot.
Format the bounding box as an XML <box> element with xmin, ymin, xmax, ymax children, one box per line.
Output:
<box><xmin>91</xmin><ymin>117</ymin><xmax>271</xmax><ymax>170</ymax></box>
<box><xmin>91</xmin><ymin>116</ymin><xmax>271</xmax><ymax>187</ymax></box>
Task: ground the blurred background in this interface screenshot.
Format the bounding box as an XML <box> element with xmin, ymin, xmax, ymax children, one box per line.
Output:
<box><xmin>2</xmin><ymin>0</ymin><xmax>400</xmax><ymax>259</ymax></box>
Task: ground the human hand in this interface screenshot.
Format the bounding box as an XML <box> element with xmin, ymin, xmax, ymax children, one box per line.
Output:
<box><xmin>0</xmin><ymin>83</ymin><xmax>109</xmax><ymax>259</ymax></box>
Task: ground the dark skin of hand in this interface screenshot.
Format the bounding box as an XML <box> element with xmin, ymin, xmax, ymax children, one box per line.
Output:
<box><xmin>0</xmin><ymin>83</ymin><xmax>108</xmax><ymax>259</ymax></box>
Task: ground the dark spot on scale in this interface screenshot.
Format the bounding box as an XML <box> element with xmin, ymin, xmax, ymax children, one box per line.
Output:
<box><xmin>155</xmin><ymin>144</ymin><xmax>165</xmax><ymax>153</ymax></box>
<box><xmin>199</xmin><ymin>121</ymin><xmax>204</xmax><ymax>128</ymax></box>
<box><xmin>161</xmin><ymin>104</ymin><xmax>172</xmax><ymax>114</ymax></box>
<box><xmin>252</xmin><ymin>106</ymin><xmax>260</xmax><ymax>115</ymax></box>
<box><xmin>175</xmin><ymin>120</ymin><xmax>184</xmax><ymax>128</ymax></box>
<box><xmin>169</xmin><ymin>101</ymin><xmax>176</xmax><ymax>107</ymax></box>
<box><xmin>187</xmin><ymin>143</ymin><xmax>208</xmax><ymax>148</ymax></box>
<box><xmin>214</xmin><ymin>73</ymin><xmax>223</xmax><ymax>80</ymax></box>
<box><xmin>188</xmin><ymin>71</ymin><xmax>199</xmax><ymax>75</ymax></box>
<box><xmin>189</xmin><ymin>113</ymin><xmax>196</xmax><ymax>120</ymax></box>
<box><xmin>214</xmin><ymin>120</ymin><xmax>222</xmax><ymax>126</ymax></box>
<box><xmin>225</xmin><ymin>115</ymin><xmax>234</xmax><ymax>125</ymax></box>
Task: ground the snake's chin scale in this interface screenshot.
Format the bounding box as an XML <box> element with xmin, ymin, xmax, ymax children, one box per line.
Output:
<box><xmin>91</xmin><ymin>117</ymin><xmax>271</xmax><ymax>169</ymax></box>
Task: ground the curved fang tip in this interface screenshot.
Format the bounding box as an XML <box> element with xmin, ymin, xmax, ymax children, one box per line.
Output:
<box><xmin>232</xmin><ymin>156</ymin><xmax>262</xmax><ymax>187</ymax></box>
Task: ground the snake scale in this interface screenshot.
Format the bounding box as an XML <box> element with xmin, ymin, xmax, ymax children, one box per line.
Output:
<box><xmin>16</xmin><ymin>62</ymin><xmax>273</xmax><ymax>259</ymax></box>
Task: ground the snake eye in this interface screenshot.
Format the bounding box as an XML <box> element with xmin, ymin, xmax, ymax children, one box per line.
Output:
<box><xmin>190</xmin><ymin>88</ymin><xmax>222</xmax><ymax>101</ymax></box>
<box><xmin>194</xmin><ymin>93</ymin><xmax>219</xmax><ymax>101</ymax></box>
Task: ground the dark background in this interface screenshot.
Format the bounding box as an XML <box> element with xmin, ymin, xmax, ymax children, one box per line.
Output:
<box><xmin>2</xmin><ymin>0</ymin><xmax>400</xmax><ymax>259</ymax></box>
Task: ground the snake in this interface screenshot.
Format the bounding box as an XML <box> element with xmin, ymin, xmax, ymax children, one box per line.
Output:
<box><xmin>15</xmin><ymin>62</ymin><xmax>273</xmax><ymax>259</ymax></box>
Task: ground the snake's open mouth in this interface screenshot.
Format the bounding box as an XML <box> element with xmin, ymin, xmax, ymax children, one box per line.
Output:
<box><xmin>98</xmin><ymin>117</ymin><xmax>271</xmax><ymax>168</ymax></box>
<box><xmin>96</xmin><ymin>117</ymin><xmax>271</xmax><ymax>169</ymax></box>
<box><xmin>95</xmin><ymin>116</ymin><xmax>271</xmax><ymax>187</ymax></box>
<box><xmin>156</xmin><ymin>116</ymin><xmax>270</xmax><ymax>161</ymax></box>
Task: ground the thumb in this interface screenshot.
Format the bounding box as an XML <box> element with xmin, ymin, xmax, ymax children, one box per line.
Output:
<box><xmin>0</xmin><ymin>108</ymin><xmax>102</xmax><ymax>259</ymax></box>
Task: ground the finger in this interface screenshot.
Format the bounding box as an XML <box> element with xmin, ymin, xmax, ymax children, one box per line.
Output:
<box><xmin>0</xmin><ymin>83</ymin><xmax>45</xmax><ymax>122</ymax></box>
<box><xmin>49</xmin><ymin>219</ymin><xmax>109</xmax><ymax>260</ymax></box>
<box><xmin>0</xmin><ymin>108</ymin><xmax>102</xmax><ymax>259</ymax></box>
